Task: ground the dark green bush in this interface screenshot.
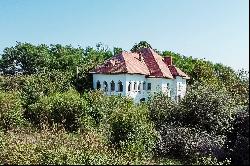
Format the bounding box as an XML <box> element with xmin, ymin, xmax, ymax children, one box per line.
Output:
<box><xmin>225</xmin><ymin>107</ymin><xmax>249</xmax><ymax>165</ymax></box>
<box><xmin>0</xmin><ymin>91</ymin><xmax>24</xmax><ymax>130</ymax></box>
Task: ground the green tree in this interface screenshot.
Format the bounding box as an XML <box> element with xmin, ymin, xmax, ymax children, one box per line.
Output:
<box><xmin>130</xmin><ymin>41</ymin><xmax>152</xmax><ymax>52</ymax></box>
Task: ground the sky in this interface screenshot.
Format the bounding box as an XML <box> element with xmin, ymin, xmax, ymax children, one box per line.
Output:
<box><xmin>0</xmin><ymin>0</ymin><xmax>249</xmax><ymax>71</ymax></box>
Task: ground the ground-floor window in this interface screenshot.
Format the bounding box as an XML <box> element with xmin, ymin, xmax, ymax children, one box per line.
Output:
<box><xmin>103</xmin><ymin>81</ymin><xmax>108</xmax><ymax>92</ymax></box>
<box><xmin>118</xmin><ymin>81</ymin><xmax>123</xmax><ymax>92</ymax></box>
<box><xmin>147</xmin><ymin>83</ymin><xmax>151</xmax><ymax>90</ymax></box>
<box><xmin>96</xmin><ymin>80</ymin><xmax>101</xmax><ymax>89</ymax></box>
<box><xmin>128</xmin><ymin>82</ymin><xmax>131</xmax><ymax>91</ymax></box>
<box><xmin>140</xmin><ymin>98</ymin><xmax>146</xmax><ymax>102</ymax></box>
<box><xmin>110</xmin><ymin>80</ymin><xmax>115</xmax><ymax>91</ymax></box>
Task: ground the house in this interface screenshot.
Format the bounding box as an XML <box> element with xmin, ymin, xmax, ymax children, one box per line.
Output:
<box><xmin>90</xmin><ymin>48</ymin><xmax>190</xmax><ymax>103</ymax></box>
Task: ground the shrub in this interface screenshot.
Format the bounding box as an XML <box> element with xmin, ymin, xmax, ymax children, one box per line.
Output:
<box><xmin>0</xmin><ymin>129</ymin><xmax>118</xmax><ymax>165</ymax></box>
<box><xmin>0</xmin><ymin>91</ymin><xmax>24</xmax><ymax>130</ymax></box>
<box><xmin>28</xmin><ymin>89</ymin><xmax>92</xmax><ymax>131</ymax></box>
<box><xmin>82</xmin><ymin>90</ymin><xmax>134</xmax><ymax>126</ymax></box>
<box><xmin>178</xmin><ymin>83</ymin><xmax>237</xmax><ymax>135</ymax></box>
<box><xmin>83</xmin><ymin>91</ymin><xmax>158</xmax><ymax>161</ymax></box>
<box><xmin>106</xmin><ymin>104</ymin><xmax>157</xmax><ymax>159</ymax></box>
<box><xmin>147</xmin><ymin>92</ymin><xmax>177</xmax><ymax>129</ymax></box>
<box><xmin>156</xmin><ymin>125</ymin><xmax>226</xmax><ymax>163</ymax></box>
<box><xmin>224</xmin><ymin>107</ymin><xmax>249</xmax><ymax>165</ymax></box>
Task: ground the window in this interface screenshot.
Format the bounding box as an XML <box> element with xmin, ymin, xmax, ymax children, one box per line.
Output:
<box><xmin>177</xmin><ymin>95</ymin><xmax>181</xmax><ymax>102</ymax></box>
<box><xmin>118</xmin><ymin>81</ymin><xmax>123</xmax><ymax>92</ymax></box>
<box><xmin>140</xmin><ymin>98</ymin><xmax>146</xmax><ymax>102</ymax></box>
<box><xmin>103</xmin><ymin>81</ymin><xmax>108</xmax><ymax>92</ymax></box>
<box><xmin>110</xmin><ymin>80</ymin><xmax>115</xmax><ymax>91</ymax></box>
<box><xmin>96</xmin><ymin>81</ymin><xmax>101</xmax><ymax>90</ymax></box>
<box><xmin>147</xmin><ymin>83</ymin><xmax>151</xmax><ymax>90</ymax></box>
<box><xmin>178</xmin><ymin>83</ymin><xmax>181</xmax><ymax>91</ymax></box>
<box><xmin>134</xmin><ymin>82</ymin><xmax>137</xmax><ymax>91</ymax></box>
<box><xmin>138</xmin><ymin>82</ymin><xmax>141</xmax><ymax>91</ymax></box>
<box><xmin>128</xmin><ymin>82</ymin><xmax>131</xmax><ymax>91</ymax></box>
<box><xmin>143</xmin><ymin>81</ymin><xmax>146</xmax><ymax>90</ymax></box>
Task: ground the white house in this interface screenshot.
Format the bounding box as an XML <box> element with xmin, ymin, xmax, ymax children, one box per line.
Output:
<box><xmin>90</xmin><ymin>48</ymin><xmax>190</xmax><ymax>103</ymax></box>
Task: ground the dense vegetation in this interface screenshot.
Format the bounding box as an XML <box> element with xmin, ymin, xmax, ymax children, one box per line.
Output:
<box><xmin>0</xmin><ymin>41</ymin><xmax>249</xmax><ymax>165</ymax></box>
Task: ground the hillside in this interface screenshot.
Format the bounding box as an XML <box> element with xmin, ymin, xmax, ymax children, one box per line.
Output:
<box><xmin>0</xmin><ymin>41</ymin><xmax>249</xmax><ymax>165</ymax></box>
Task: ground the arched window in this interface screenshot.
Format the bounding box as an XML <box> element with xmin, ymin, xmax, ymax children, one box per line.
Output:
<box><xmin>118</xmin><ymin>81</ymin><xmax>123</xmax><ymax>92</ymax></box>
<box><xmin>103</xmin><ymin>81</ymin><xmax>108</xmax><ymax>92</ymax></box>
<box><xmin>110</xmin><ymin>80</ymin><xmax>115</xmax><ymax>91</ymax></box>
<box><xmin>143</xmin><ymin>81</ymin><xmax>146</xmax><ymax>90</ymax></box>
<box><xmin>96</xmin><ymin>80</ymin><xmax>101</xmax><ymax>90</ymax></box>
<box><xmin>138</xmin><ymin>82</ymin><xmax>141</xmax><ymax>91</ymax></box>
<box><xmin>134</xmin><ymin>82</ymin><xmax>137</xmax><ymax>91</ymax></box>
<box><xmin>128</xmin><ymin>82</ymin><xmax>131</xmax><ymax>91</ymax></box>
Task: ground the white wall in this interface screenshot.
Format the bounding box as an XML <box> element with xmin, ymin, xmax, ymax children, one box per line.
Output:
<box><xmin>92</xmin><ymin>74</ymin><xmax>187</xmax><ymax>103</ymax></box>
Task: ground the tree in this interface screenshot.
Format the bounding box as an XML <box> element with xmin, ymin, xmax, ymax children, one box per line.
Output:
<box><xmin>130</xmin><ymin>41</ymin><xmax>152</xmax><ymax>52</ymax></box>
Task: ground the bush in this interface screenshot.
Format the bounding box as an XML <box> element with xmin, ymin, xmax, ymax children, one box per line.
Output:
<box><xmin>224</xmin><ymin>107</ymin><xmax>249</xmax><ymax>165</ymax></box>
<box><xmin>0</xmin><ymin>129</ymin><xmax>120</xmax><ymax>165</ymax></box>
<box><xmin>147</xmin><ymin>92</ymin><xmax>177</xmax><ymax>129</ymax></box>
<box><xmin>156</xmin><ymin>125</ymin><xmax>226</xmax><ymax>163</ymax></box>
<box><xmin>27</xmin><ymin>89</ymin><xmax>92</xmax><ymax>132</ymax></box>
<box><xmin>83</xmin><ymin>91</ymin><xmax>158</xmax><ymax>161</ymax></box>
<box><xmin>106</xmin><ymin>104</ymin><xmax>157</xmax><ymax>159</ymax></box>
<box><xmin>0</xmin><ymin>91</ymin><xmax>24</xmax><ymax>130</ymax></box>
<box><xmin>178</xmin><ymin>83</ymin><xmax>237</xmax><ymax>135</ymax></box>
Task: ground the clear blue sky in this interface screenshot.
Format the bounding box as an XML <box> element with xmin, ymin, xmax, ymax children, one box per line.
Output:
<box><xmin>0</xmin><ymin>0</ymin><xmax>249</xmax><ymax>70</ymax></box>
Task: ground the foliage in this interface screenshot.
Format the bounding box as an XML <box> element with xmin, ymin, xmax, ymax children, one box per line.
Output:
<box><xmin>178</xmin><ymin>83</ymin><xmax>237</xmax><ymax>135</ymax></box>
<box><xmin>0</xmin><ymin>91</ymin><xmax>24</xmax><ymax>130</ymax></box>
<box><xmin>224</xmin><ymin>107</ymin><xmax>249</xmax><ymax>165</ymax></box>
<box><xmin>27</xmin><ymin>89</ymin><xmax>91</xmax><ymax>132</ymax></box>
<box><xmin>131</xmin><ymin>41</ymin><xmax>152</xmax><ymax>52</ymax></box>
<box><xmin>83</xmin><ymin>91</ymin><xmax>158</xmax><ymax>160</ymax></box>
<box><xmin>0</xmin><ymin>129</ymin><xmax>120</xmax><ymax>165</ymax></box>
<box><xmin>155</xmin><ymin>125</ymin><xmax>226</xmax><ymax>163</ymax></box>
<box><xmin>0</xmin><ymin>41</ymin><xmax>249</xmax><ymax>165</ymax></box>
<box><xmin>147</xmin><ymin>92</ymin><xmax>177</xmax><ymax>128</ymax></box>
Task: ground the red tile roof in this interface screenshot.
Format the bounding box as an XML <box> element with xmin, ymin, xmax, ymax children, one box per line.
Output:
<box><xmin>90</xmin><ymin>48</ymin><xmax>189</xmax><ymax>79</ymax></box>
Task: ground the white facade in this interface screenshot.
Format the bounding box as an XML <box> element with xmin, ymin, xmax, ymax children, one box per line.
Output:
<box><xmin>92</xmin><ymin>73</ymin><xmax>187</xmax><ymax>103</ymax></box>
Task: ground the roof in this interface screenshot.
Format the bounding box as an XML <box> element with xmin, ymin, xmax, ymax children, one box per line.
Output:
<box><xmin>90</xmin><ymin>48</ymin><xmax>190</xmax><ymax>79</ymax></box>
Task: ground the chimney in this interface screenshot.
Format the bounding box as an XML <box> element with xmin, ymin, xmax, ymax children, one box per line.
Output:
<box><xmin>163</xmin><ymin>56</ymin><xmax>172</xmax><ymax>66</ymax></box>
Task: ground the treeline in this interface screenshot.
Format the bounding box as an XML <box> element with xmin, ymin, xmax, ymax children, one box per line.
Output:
<box><xmin>0</xmin><ymin>41</ymin><xmax>249</xmax><ymax>165</ymax></box>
